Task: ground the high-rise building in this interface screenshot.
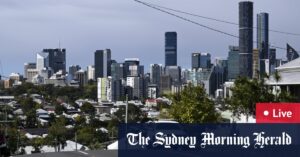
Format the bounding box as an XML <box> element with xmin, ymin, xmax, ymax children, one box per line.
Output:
<box><xmin>97</xmin><ymin>77</ymin><xmax>112</xmax><ymax>102</ymax></box>
<box><xmin>87</xmin><ymin>65</ymin><xmax>95</xmax><ymax>81</ymax></box>
<box><xmin>111</xmin><ymin>62</ymin><xmax>125</xmax><ymax>102</ymax></box>
<box><xmin>252</xmin><ymin>49</ymin><xmax>259</xmax><ymax>78</ymax></box>
<box><xmin>269</xmin><ymin>48</ymin><xmax>276</xmax><ymax>74</ymax></box>
<box><xmin>165</xmin><ymin>66</ymin><xmax>181</xmax><ymax>85</ymax></box>
<box><xmin>95</xmin><ymin>49</ymin><xmax>111</xmax><ymax>78</ymax></box>
<box><xmin>165</xmin><ymin>32</ymin><xmax>177</xmax><ymax>66</ymax></box>
<box><xmin>257</xmin><ymin>13</ymin><xmax>269</xmax><ymax>76</ymax></box>
<box><xmin>36</xmin><ymin>52</ymin><xmax>49</xmax><ymax>74</ymax></box>
<box><xmin>147</xmin><ymin>84</ymin><xmax>158</xmax><ymax>99</ymax></box>
<box><xmin>42</xmin><ymin>48</ymin><xmax>66</xmax><ymax>74</ymax></box>
<box><xmin>75</xmin><ymin>69</ymin><xmax>87</xmax><ymax>87</ymax></box>
<box><xmin>287</xmin><ymin>44</ymin><xmax>299</xmax><ymax>62</ymax></box>
<box><xmin>239</xmin><ymin>1</ymin><xmax>253</xmax><ymax>78</ymax></box>
<box><xmin>124</xmin><ymin>58</ymin><xmax>140</xmax><ymax>77</ymax></box>
<box><xmin>192</xmin><ymin>53</ymin><xmax>201</xmax><ymax>70</ymax></box>
<box><xmin>160</xmin><ymin>75</ymin><xmax>172</xmax><ymax>95</ymax></box>
<box><xmin>227</xmin><ymin>46</ymin><xmax>240</xmax><ymax>80</ymax></box>
<box><xmin>200</xmin><ymin>53</ymin><xmax>211</xmax><ymax>69</ymax></box>
<box><xmin>25</xmin><ymin>69</ymin><xmax>38</xmax><ymax>83</ymax></box>
<box><xmin>126</xmin><ymin>76</ymin><xmax>140</xmax><ymax>100</ymax></box>
<box><xmin>24</xmin><ymin>63</ymin><xmax>36</xmax><ymax>79</ymax></box>
<box><xmin>215</xmin><ymin>58</ymin><xmax>228</xmax><ymax>89</ymax></box>
<box><xmin>111</xmin><ymin>62</ymin><xmax>124</xmax><ymax>80</ymax></box>
<box><xmin>150</xmin><ymin>64</ymin><xmax>163</xmax><ymax>86</ymax></box>
<box><xmin>257</xmin><ymin>13</ymin><xmax>269</xmax><ymax>60</ymax></box>
<box><xmin>69</xmin><ymin>65</ymin><xmax>81</xmax><ymax>80</ymax></box>
<box><xmin>192</xmin><ymin>53</ymin><xmax>211</xmax><ymax>70</ymax></box>
<box><xmin>124</xmin><ymin>58</ymin><xmax>144</xmax><ymax>77</ymax></box>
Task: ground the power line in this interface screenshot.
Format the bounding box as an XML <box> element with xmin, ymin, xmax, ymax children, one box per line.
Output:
<box><xmin>143</xmin><ymin>1</ymin><xmax>300</xmax><ymax>36</ymax></box>
<box><xmin>134</xmin><ymin>0</ymin><xmax>287</xmax><ymax>51</ymax></box>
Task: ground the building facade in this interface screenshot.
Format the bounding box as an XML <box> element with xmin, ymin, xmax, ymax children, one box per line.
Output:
<box><xmin>95</xmin><ymin>49</ymin><xmax>111</xmax><ymax>78</ymax></box>
<box><xmin>97</xmin><ymin>77</ymin><xmax>112</xmax><ymax>102</ymax></box>
<box><xmin>165</xmin><ymin>32</ymin><xmax>177</xmax><ymax>66</ymax></box>
<box><xmin>239</xmin><ymin>1</ymin><xmax>253</xmax><ymax>78</ymax></box>
<box><xmin>227</xmin><ymin>46</ymin><xmax>240</xmax><ymax>80</ymax></box>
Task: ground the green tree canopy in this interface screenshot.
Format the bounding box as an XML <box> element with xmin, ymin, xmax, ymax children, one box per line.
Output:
<box><xmin>114</xmin><ymin>104</ymin><xmax>145</xmax><ymax>123</ymax></box>
<box><xmin>45</xmin><ymin>117</ymin><xmax>67</xmax><ymax>152</ymax></box>
<box><xmin>170</xmin><ymin>84</ymin><xmax>220</xmax><ymax>123</ymax></box>
<box><xmin>80</xmin><ymin>102</ymin><xmax>95</xmax><ymax>115</ymax></box>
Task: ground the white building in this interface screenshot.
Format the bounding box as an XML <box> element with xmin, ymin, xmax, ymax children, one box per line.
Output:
<box><xmin>147</xmin><ymin>85</ymin><xmax>158</xmax><ymax>99</ymax></box>
<box><xmin>266</xmin><ymin>57</ymin><xmax>300</xmax><ymax>101</ymax></box>
<box><xmin>223</xmin><ymin>81</ymin><xmax>234</xmax><ymax>98</ymax></box>
<box><xmin>36</xmin><ymin>52</ymin><xmax>49</xmax><ymax>74</ymax></box>
<box><xmin>126</xmin><ymin>76</ymin><xmax>140</xmax><ymax>99</ymax></box>
<box><xmin>87</xmin><ymin>65</ymin><xmax>95</xmax><ymax>81</ymax></box>
<box><xmin>97</xmin><ymin>77</ymin><xmax>112</xmax><ymax>102</ymax></box>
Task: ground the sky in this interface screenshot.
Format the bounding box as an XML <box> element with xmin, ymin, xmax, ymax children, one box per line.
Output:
<box><xmin>0</xmin><ymin>0</ymin><xmax>299</xmax><ymax>76</ymax></box>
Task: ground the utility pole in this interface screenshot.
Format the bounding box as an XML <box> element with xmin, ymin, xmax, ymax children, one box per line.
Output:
<box><xmin>125</xmin><ymin>94</ymin><xmax>128</xmax><ymax>124</ymax></box>
<box><xmin>75</xmin><ymin>132</ymin><xmax>77</xmax><ymax>151</ymax></box>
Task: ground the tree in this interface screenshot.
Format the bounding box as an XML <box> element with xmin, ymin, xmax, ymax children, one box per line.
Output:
<box><xmin>45</xmin><ymin>117</ymin><xmax>67</xmax><ymax>152</ymax></box>
<box><xmin>54</xmin><ymin>103</ymin><xmax>65</xmax><ymax>115</ymax></box>
<box><xmin>25</xmin><ymin>110</ymin><xmax>38</xmax><ymax>128</ymax></box>
<box><xmin>31</xmin><ymin>138</ymin><xmax>44</xmax><ymax>153</ymax></box>
<box><xmin>19</xmin><ymin>97</ymin><xmax>38</xmax><ymax>114</ymax></box>
<box><xmin>169</xmin><ymin>84</ymin><xmax>220</xmax><ymax>123</ymax></box>
<box><xmin>82</xmin><ymin>83</ymin><xmax>97</xmax><ymax>100</ymax></box>
<box><xmin>76</xmin><ymin>126</ymin><xmax>109</xmax><ymax>149</ymax></box>
<box><xmin>74</xmin><ymin>116</ymin><xmax>86</xmax><ymax>127</ymax></box>
<box><xmin>80</xmin><ymin>102</ymin><xmax>95</xmax><ymax>115</ymax></box>
<box><xmin>114</xmin><ymin>104</ymin><xmax>144</xmax><ymax>123</ymax></box>
<box><xmin>274</xmin><ymin>70</ymin><xmax>281</xmax><ymax>101</ymax></box>
<box><xmin>226</xmin><ymin>77</ymin><xmax>274</xmax><ymax>121</ymax></box>
<box><xmin>76</xmin><ymin>127</ymin><xmax>95</xmax><ymax>146</ymax></box>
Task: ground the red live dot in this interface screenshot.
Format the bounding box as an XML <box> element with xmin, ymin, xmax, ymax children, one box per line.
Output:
<box><xmin>263</xmin><ymin>110</ymin><xmax>269</xmax><ymax>116</ymax></box>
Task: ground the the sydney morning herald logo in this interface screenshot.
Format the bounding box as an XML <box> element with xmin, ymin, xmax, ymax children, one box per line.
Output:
<box><xmin>126</xmin><ymin>131</ymin><xmax>292</xmax><ymax>149</ymax></box>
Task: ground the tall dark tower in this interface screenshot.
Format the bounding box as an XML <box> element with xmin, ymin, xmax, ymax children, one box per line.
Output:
<box><xmin>94</xmin><ymin>49</ymin><xmax>111</xmax><ymax>78</ymax></box>
<box><xmin>165</xmin><ymin>32</ymin><xmax>177</xmax><ymax>66</ymax></box>
<box><xmin>239</xmin><ymin>1</ymin><xmax>253</xmax><ymax>78</ymax></box>
<box><xmin>257</xmin><ymin>13</ymin><xmax>269</xmax><ymax>60</ymax></box>
<box><xmin>257</xmin><ymin>12</ymin><xmax>269</xmax><ymax>76</ymax></box>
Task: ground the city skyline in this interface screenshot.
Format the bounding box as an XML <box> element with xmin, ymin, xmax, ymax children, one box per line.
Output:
<box><xmin>0</xmin><ymin>0</ymin><xmax>300</xmax><ymax>76</ymax></box>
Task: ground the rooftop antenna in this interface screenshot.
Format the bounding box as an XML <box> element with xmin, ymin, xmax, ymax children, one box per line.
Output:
<box><xmin>58</xmin><ymin>40</ymin><xmax>61</xmax><ymax>49</ymax></box>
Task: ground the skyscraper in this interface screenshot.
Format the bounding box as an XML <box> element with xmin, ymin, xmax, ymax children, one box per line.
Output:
<box><xmin>150</xmin><ymin>64</ymin><xmax>162</xmax><ymax>86</ymax></box>
<box><xmin>75</xmin><ymin>69</ymin><xmax>87</xmax><ymax>87</ymax></box>
<box><xmin>94</xmin><ymin>49</ymin><xmax>111</xmax><ymax>78</ymax></box>
<box><xmin>97</xmin><ymin>77</ymin><xmax>112</xmax><ymax>102</ymax></box>
<box><xmin>36</xmin><ymin>52</ymin><xmax>49</xmax><ymax>74</ymax></box>
<box><xmin>200</xmin><ymin>53</ymin><xmax>211</xmax><ymax>69</ymax></box>
<box><xmin>215</xmin><ymin>58</ymin><xmax>228</xmax><ymax>89</ymax></box>
<box><xmin>269</xmin><ymin>48</ymin><xmax>276</xmax><ymax>74</ymax></box>
<box><xmin>124</xmin><ymin>58</ymin><xmax>140</xmax><ymax>77</ymax></box>
<box><xmin>87</xmin><ymin>65</ymin><xmax>95</xmax><ymax>81</ymax></box>
<box><xmin>239</xmin><ymin>1</ymin><xmax>253</xmax><ymax>78</ymax></box>
<box><xmin>111</xmin><ymin>62</ymin><xmax>125</xmax><ymax>101</ymax></box>
<box><xmin>165</xmin><ymin>66</ymin><xmax>181</xmax><ymax>85</ymax></box>
<box><xmin>191</xmin><ymin>53</ymin><xmax>211</xmax><ymax>70</ymax></box>
<box><xmin>257</xmin><ymin>13</ymin><xmax>269</xmax><ymax>60</ymax></box>
<box><xmin>227</xmin><ymin>46</ymin><xmax>240</xmax><ymax>80</ymax></box>
<box><xmin>69</xmin><ymin>65</ymin><xmax>81</xmax><ymax>80</ymax></box>
<box><xmin>24</xmin><ymin>63</ymin><xmax>36</xmax><ymax>79</ymax></box>
<box><xmin>287</xmin><ymin>44</ymin><xmax>299</xmax><ymax>62</ymax></box>
<box><xmin>42</xmin><ymin>48</ymin><xmax>66</xmax><ymax>74</ymax></box>
<box><xmin>252</xmin><ymin>49</ymin><xmax>259</xmax><ymax>78</ymax></box>
<box><xmin>165</xmin><ymin>32</ymin><xmax>177</xmax><ymax>66</ymax></box>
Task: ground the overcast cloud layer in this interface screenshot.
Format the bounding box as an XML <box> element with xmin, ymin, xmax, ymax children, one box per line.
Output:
<box><xmin>0</xmin><ymin>0</ymin><xmax>299</xmax><ymax>76</ymax></box>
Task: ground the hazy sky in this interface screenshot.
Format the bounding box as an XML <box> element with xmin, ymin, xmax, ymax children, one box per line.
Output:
<box><xmin>0</xmin><ymin>0</ymin><xmax>299</xmax><ymax>76</ymax></box>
